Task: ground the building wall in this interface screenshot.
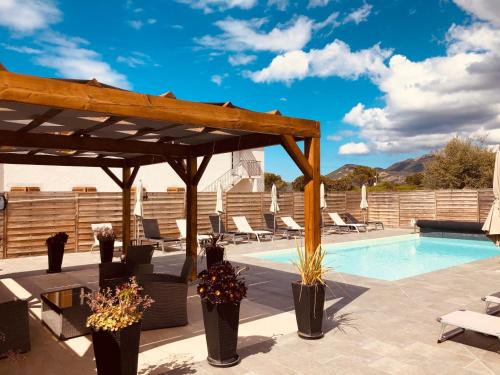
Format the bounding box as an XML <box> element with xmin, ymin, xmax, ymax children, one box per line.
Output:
<box><xmin>0</xmin><ymin>149</ymin><xmax>264</xmax><ymax>192</ymax></box>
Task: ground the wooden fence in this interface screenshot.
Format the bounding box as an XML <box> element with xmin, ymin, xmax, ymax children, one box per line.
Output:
<box><xmin>0</xmin><ymin>189</ymin><xmax>495</xmax><ymax>258</ymax></box>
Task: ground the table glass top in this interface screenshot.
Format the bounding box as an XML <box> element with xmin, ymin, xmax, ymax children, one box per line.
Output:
<box><xmin>41</xmin><ymin>286</ymin><xmax>91</xmax><ymax>309</ymax></box>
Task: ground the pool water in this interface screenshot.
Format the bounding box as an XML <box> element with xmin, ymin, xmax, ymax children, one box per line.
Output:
<box><xmin>250</xmin><ymin>235</ymin><xmax>500</xmax><ymax>281</ymax></box>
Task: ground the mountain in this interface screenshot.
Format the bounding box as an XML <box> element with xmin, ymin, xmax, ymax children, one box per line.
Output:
<box><xmin>326</xmin><ymin>154</ymin><xmax>433</xmax><ymax>184</ymax></box>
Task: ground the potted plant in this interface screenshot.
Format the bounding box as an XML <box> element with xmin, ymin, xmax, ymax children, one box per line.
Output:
<box><xmin>197</xmin><ymin>261</ymin><xmax>247</xmax><ymax>367</ymax></box>
<box><xmin>201</xmin><ymin>234</ymin><xmax>225</xmax><ymax>270</ymax></box>
<box><xmin>292</xmin><ymin>245</ymin><xmax>330</xmax><ymax>340</ymax></box>
<box><xmin>96</xmin><ymin>227</ymin><xmax>116</xmax><ymax>263</ymax></box>
<box><xmin>46</xmin><ymin>232</ymin><xmax>69</xmax><ymax>273</ymax></box>
<box><xmin>86</xmin><ymin>277</ymin><xmax>153</xmax><ymax>375</ymax></box>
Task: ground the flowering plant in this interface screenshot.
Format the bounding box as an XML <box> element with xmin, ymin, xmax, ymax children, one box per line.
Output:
<box><xmin>197</xmin><ymin>261</ymin><xmax>247</xmax><ymax>305</ymax></box>
<box><xmin>86</xmin><ymin>277</ymin><xmax>154</xmax><ymax>331</ymax></box>
<box><xmin>95</xmin><ymin>226</ymin><xmax>116</xmax><ymax>242</ymax></box>
<box><xmin>46</xmin><ymin>232</ymin><xmax>69</xmax><ymax>247</ymax></box>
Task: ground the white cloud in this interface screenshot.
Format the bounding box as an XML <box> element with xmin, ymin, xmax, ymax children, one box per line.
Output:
<box><xmin>117</xmin><ymin>51</ymin><xmax>155</xmax><ymax>68</ymax></box>
<box><xmin>196</xmin><ymin>16</ymin><xmax>314</xmax><ymax>53</ymax></box>
<box><xmin>0</xmin><ymin>0</ymin><xmax>61</xmax><ymax>33</ymax></box>
<box><xmin>327</xmin><ymin>130</ymin><xmax>355</xmax><ymax>141</ymax></box>
<box><xmin>250</xmin><ymin>40</ymin><xmax>392</xmax><ymax>83</ymax></box>
<box><xmin>343</xmin><ymin>3</ymin><xmax>373</xmax><ymax>25</ymax></box>
<box><xmin>228</xmin><ymin>53</ymin><xmax>257</xmax><ymax>66</ymax></box>
<box><xmin>307</xmin><ymin>0</ymin><xmax>330</xmax><ymax>9</ymax></box>
<box><xmin>268</xmin><ymin>0</ymin><xmax>288</xmax><ymax>11</ymax></box>
<box><xmin>342</xmin><ymin>20</ymin><xmax>500</xmax><ymax>153</ymax></box>
<box><xmin>177</xmin><ymin>0</ymin><xmax>257</xmax><ymax>13</ymax></box>
<box><xmin>211</xmin><ymin>74</ymin><xmax>226</xmax><ymax>85</ymax></box>
<box><xmin>1</xmin><ymin>43</ymin><xmax>42</xmax><ymax>54</ymax></box>
<box><xmin>453</xmin><ymin>0</ymin><xmax>500</xmax><ymax>26</ymax></box>
<box><xmin>128</xmin><ymin>20</ymin><xmax>143</xmax><ymax>30</ymax></box>
<box><xmin>32</xmin><ymin>32</ymin><xmax>131</xmax><ymax>89</ymax></box>
<box><xmin>172</xmin><ymin>24</ymin><xmax>184</xmax><ymax>30</ymax></box>
<box><xmin>338</xmin><ymin>142</ymin><xmax>370</xmax><ymax>155</ymax></box>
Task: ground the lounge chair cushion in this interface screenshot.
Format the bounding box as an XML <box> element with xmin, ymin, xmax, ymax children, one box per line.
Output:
<box><xmin>439</xmin><ymin>310</ymin><xmax>500</xmax><ymax>337</ymax></box>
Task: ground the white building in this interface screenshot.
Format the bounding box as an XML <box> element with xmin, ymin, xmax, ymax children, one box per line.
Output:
<box><xmin>0</xmin><ymin>149</ymin><xmax>264</xmax><ymax>193</ymax></box>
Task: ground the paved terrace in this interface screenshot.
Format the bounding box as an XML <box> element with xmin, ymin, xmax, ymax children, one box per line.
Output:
<box><xmin>1</xmin><ymin>229</ymin><xmax>500</xmax><ymax>375</ymax></box>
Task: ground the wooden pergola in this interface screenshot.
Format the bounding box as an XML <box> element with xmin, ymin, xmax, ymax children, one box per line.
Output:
<box><xmin>0</xmin><ymin>65</ymin><xmax>321</xmax><ymax>276</ymax></box>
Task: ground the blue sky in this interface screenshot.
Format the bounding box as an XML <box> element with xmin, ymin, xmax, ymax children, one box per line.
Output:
<box><xmin>1</xmin><ymin>0</ymin><xmax>499</xmax><ymax>181</ymax></box>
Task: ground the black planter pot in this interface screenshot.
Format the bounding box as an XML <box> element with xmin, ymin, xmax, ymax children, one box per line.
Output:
<box><xmin>201</xmin><ymin>300</ymin><xmax>241</xmax><ymax>367</ymax></box>
<box><xmin>92</xmin><ymin>321</ymin><xmax>141</xmax><ymax>375</ymax></box>
<box><xmin>291</xmin><ymin>281</ymin><xmax>325</xmax><ymax>340</ymax></box>
<box><xmin>205</xmin><ymin>246</ymin><xmax>224</xmax><ymax>270</ymax></box>
<box><xmin>47</xmin><ymin>244</ymin><xmax>65</xmax><ymax>273</ymax></box>
<box><xmin>99</xmin><ymin>240</ymin><xmax>114</xmax><ymax>263</ymax></box>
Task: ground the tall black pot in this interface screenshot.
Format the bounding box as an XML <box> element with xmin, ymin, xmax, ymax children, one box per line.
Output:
<box><xmin>47</xmin><ymin>243</ymin><xmax>65</xmax><ymax>273</ymax></box>
<box><xmin>205</xmin><ymin>246</ymin><xmax>224</xmax><ymax>270</ymax></box>
<box><xmin>201</xmin><ymin>299</ymin><xmax>240</xmax><ymax>367</ymax></box>
<box><xmin>99</xmin><ymin>240</ymin><xmax>114</xmax><ymax>263</ymax></box>
<box><xmin>291</xmin><ymin>281</ymin><xmax>325</xmax><ymax>339</ymax></box>
<box><xmin>92</xmin><ymin>321</ymin><xmax>141</xmax><ymax>375</ymax></box>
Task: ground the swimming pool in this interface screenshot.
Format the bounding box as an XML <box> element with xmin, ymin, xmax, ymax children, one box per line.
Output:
<box><xmin>249</xmin><ymin>235</ymin><xmax>500</xmax><ymax>281</ymax></box>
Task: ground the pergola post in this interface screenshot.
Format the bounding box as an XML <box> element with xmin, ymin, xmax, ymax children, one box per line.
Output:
<box><xmin>185</xmin><ymin>157</ymin><xmax>198</xmax><ymax>280</ymax></box>
<box><xmin>122</xmin><ymin>167</ymin><xmax>131</xmax><ymax>254</ymax></box>
<box><xmin>303</xmin><ymin>137</ymin><xmax>321</xmax><ymax>256</ymax></box>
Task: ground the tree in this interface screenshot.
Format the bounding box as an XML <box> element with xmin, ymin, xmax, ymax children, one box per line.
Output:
<box><xmin>264</xmin><ymin>172</ymin><xmax>288</xmax><ymax>191</ymax></box>
<box><xmin>405</xmin><ymin>172</ymin><xmax>424</xmax><ymax>186</ymax></box>
<box><xmin>423</xmin><ymin>137</ymin><xmax>495</xmax><ymax>189</ymax></box>
<box><xmin>326</xmin><ymin>175</ymin><xmax>353</xmax><ymax>191</ymax></box>
<box><xmin>350</xmin><ymin>166</ymin><xmax>378</xmax><ymax>187</ymax></box>
<box><xmin>291</xmin><ymin>175</ymin><xmax>337</xmax><ymax>192</ymax></box>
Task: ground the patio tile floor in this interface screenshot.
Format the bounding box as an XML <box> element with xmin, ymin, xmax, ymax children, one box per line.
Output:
<box><xmin>1</xmin><ymin>228</ymin><xmax>500</xmax><ymax>374</ymax></box>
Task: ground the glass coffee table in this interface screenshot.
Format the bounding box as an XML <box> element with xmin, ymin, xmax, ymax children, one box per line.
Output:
<box><xmin>40</xmin><ymin>286</ymin><xmax>91</xmax><ymax>340</ymax></box>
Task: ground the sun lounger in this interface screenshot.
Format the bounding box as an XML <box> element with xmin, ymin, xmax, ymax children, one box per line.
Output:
<box><xmin>90</xmin><ymin>223</ymin><xmax>123</xmax><ymax>254</ymax></box>
<box><xmin>342</xmin><ymin>212</ymin><xmax>384</xmax><ymax>230</ymax></box>
<box><xmin>482</xmin><ymin>292</ymin><xmax>500</xmax><ymax>315</ymax></box>
<box><xmin>232</xmin><ymin>216</ymin><xmax>272</xmax><ymax>243</ymax></box>
<box><xmin>263</xmin><ymin>213</ymin><xmax>299</xmax><ymax>239</ymax></box>
<box><xmin>328</xmin><ymin>213</ymin><xmax>367</xmax><ymax>233</ymax></box>
<box><xmin>281</xmin><ymin>216</ymin><xmax>304</xmax><ymax>233</ymax></box>
<box><xmin>176</xmin><ymin>219</ymin><xmax>211</xmax><ymax>248</ymax></box>
<box><xmin>140</xmin><ymin>218</ymin><xmax>181</xmax><ymax>252</ymax></box>
<box><xmin>437</xmin><ymin>310</ymin><xmax>500</xmax><ymax>343</ymax></box>
<box><xmin>208</xmin><ymin>214</ymin><xmax>249</xmax><ymax>244</ymax></box>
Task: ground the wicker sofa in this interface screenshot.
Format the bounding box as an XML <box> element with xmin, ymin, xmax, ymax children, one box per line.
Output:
<box><xmin>0</xmin><ymin>283</ymin><xmax>30</xmax><ymax>356</ymax></box>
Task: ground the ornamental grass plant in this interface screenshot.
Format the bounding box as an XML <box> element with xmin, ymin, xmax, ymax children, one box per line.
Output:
<box><xmin>292</xmin><ymin>244</ymin><xmax>330</xmax><ymax>286</ymax></box>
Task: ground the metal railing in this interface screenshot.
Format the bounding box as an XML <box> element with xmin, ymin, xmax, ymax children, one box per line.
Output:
<box><xmin>202</xmin><ymin>160</ymin><xmax>262</xmax><ymax>192</ymax></box>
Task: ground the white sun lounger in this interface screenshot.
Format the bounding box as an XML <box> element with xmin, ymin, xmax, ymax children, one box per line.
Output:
<box><xmin>437</xmin><ymin>310</ymin><xmax>500</xmax><ymax>343</ymax></box>
<box><xmin>176</xmin><ymin>219</ymin><xmax>211</xmax><ymax>248</ymax></box>
<box><xmin>232</xmin><ymin>216</ymin><xmax>272</xmax><ymax>243</ymax></box>
<box><xmin>328</xmin><ymin>213</ymin><xmax>367</xmax><ymax>234</ymax></box>
<box><xmin>482</xmin><ymin>292</ymin><xmax>500</xmax><ymax>314</ymax></box>
<box><xmin>281</xmin><ymin>216</ymin><xmax>304</xmax><ymax>233</ymax></box>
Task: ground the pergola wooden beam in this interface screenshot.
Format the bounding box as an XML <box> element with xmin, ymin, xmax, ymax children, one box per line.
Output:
<box><xmin>0</xmin><ymin>153</ymin><xmax>126</xmax><ymax>168</ymax></box>
<box><xmin>0</xmin><ymin>130</ymin><xmax>188</xmax><ymax>157</ymax></box>
<box><xmin>193</xmin><ymin>154</ymin><xmax>212</xmax><ymax>186</ymax></box>
<box><xmin>165</xmin><ymin>157</ymin><xmax>188</xmax><ymax>184</ymax></box>
<box><xmin>101</xmin><ymin>167</ymin><xmax>124</xmax><ymax>189</ymax></box>
<box><xmin>0</xmin><ymin>70</ymin><xmax>319</xmax><ymax>138</ymax></box>
<box><xmin>186</xmin><ymin>156</ymin><xmax>198</xmax><ymax>280</ymax></box>
<box><xmin>18</xmin><ymin>108</ymin><xmax>63</xmax><ymax>133</ymax></box>
<box><xmin>280</xmin><ymin>135</ymin><xmax>313</xmax><ymax>180</ymax></box>
<box><xmin>190</xmin><ymin>133</ymin><xmax>284</xmax><ymax>157</ymax></box>
<box><xmin>303</xmin><ymin>137</ymin><xmax>321</xmax><ymax>257</ymax></box>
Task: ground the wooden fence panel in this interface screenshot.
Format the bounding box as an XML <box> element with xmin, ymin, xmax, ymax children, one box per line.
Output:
<box><xmin>0</xmin><ymin>209</ymin><xmax>4</xmax><ymax>258</ymax></box>
<box><xmin>6</xmin><ymin>192</ymin><xmax>76</xmax><ymax>257</ymax></box>
<box><xmin>197</xmin><ymin>192</ymin><xmax>216</xmax><ymax>233</ymax></box>
<box><xmin>225</xmin><ymin>193</ymin><xmax>264</xmax><ymax>231</ymax></box>
<box><xmin>345</xmin><ymin>191</ymin><xmax>362</xmax><ymax>221</ymax></box>
<box><xmin>399</xmin><ymin>190</ymin><xmax>436</xmax><ymax>227</ymax></box>
<box><xmin>478</xmin><ymin>189</ymin><xmax>495</xmax><ymax>223</ymax></box>
<box><xmin>293</xmin><ymin>193</ymin><xmax>304</xmax><ymax>226</ymax></box>
<box><xmin>141</xmin><ymin>192</ymin><xmax>185</xmax><ymax>239</ymax></box>
<box><xmin>368</xmin><ymin>192</ymin><xmax>399</xmax><ymax>227</ymax></box>
<box><xmin>436</xmin><ymin>190</ymin><xmax>479</xmax><ymax>222</ymax></box>
<box><xmin>262</xmin><ymin>192</ymin><xmax>295</xmax><ymax>228</ymax></box>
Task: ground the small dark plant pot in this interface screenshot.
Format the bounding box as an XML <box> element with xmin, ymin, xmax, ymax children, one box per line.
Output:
<box><xmin>99</xmin><ymin>240</ymin><xmax>114</xmax><ymax>263</ymax></box>
<box><xmin>201</xmin><ymin>299</ymin><xmax>241</xmax><ymax>367</ymax></box>
<box><xmin>92</xmin><ymin>321</ymin><xmax>141</xmax><ymax>375</ymax></box>
<box><xmin>205</xmin><ymin>246</ymin><xmax>224</xmax><ymax>270</ymax></box>
<box><xmin>291</xmin><ymin>281</ymin><xmax>325</xmax><ymax>340</ymax></box>
<box><xmin>47</xmin><ymin>244</ymin><xmax>65</xmax><ymax>273</ymax></box>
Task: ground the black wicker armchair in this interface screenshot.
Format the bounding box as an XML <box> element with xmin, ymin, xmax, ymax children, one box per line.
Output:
<box><xmin>0</xmin><ymin>283</ymin><xmax>30</xmax><ymax>357</ymax></box>
<box><xmin>138</xmin><ymin>257</ymin><xmax>193</xmax><ymax>330</ymax></box>
<box><xmin>98</xmin><ymin>245</ymin><xmax>154</xmax><ymax>290</ymax></box>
